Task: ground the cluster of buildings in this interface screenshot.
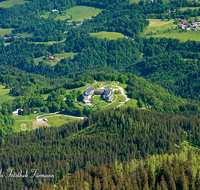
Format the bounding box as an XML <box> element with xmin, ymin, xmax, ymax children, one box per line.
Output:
<box><xmin>175</xmin><ymin>18</ymin><xmax>200</xmax><ymax>31</ymax></box>
<box><xmin>3</xmin><ymin>35</ymin><xmax>21</xmax><ymax>40</ymax></box>
<box><xmin>81</xmin><ymin>87</ymin><xmax>114</xmax><ymax>104</ymax></box>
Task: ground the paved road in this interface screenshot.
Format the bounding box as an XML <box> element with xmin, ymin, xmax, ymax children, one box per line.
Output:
<box><xmin>36</xmin><ymin>112</ymin><xmax>85</xmax><ymax>121</ymax></box>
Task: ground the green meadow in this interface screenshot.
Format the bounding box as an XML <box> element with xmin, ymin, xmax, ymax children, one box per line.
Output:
<box><xmin>41</xmin><ymin>6</ymin><xmax>102</xmax><ymax>21</ymax></box>
<box><xmin>143</xmin><ymin>19</ymin><xmax>175</xmax><ymax>35</ymax></box>
<box><xmin>0</xmin><ymin>28</ymin><xmax>14</xmax><ymax>37</ymax></box>
<box><xmin>62</xmin><ymin>6</ymin><xmax>102</xmax><ymax>21</ymax></box>
<box><xmin>0</xmin><ymin>0</ymin><xmax>28</xmax><ymax>8</ymax></box>
<box><xmin>54</xmin><ymin>52</ymin><xmax>77</xmax><ymax>59</ymax></box>
<box><xmin>147</xmin><ymin>29</ymin><xmax>200</xmax><ymax>42</ymax></box>
<box><xmin>144</xmin><ymin>19</ymin><xmax>200</xmax><ymax>42</ymax></box>
<box><xmin>123</xmin><ymin>99</ymin><xmax>138</xmax><ymax>108</ymax></box>
<box><xmin>180</xmin><ymin>7</ymin><xmax>200</xmax><ymax>11</ymax></box>
<box><xmin>0</xmin><ymin>85</ymin><xmax>14</xmax><ymax>102</ymax></box>
<box><xmin>90</xmin><ymin>31</ymin><xmax>125</xmax><ymax>40</ymax></box>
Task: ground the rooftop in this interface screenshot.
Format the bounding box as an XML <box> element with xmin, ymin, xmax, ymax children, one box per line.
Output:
<box><xmin>104</xmin><ymin>88</ymin><xmax>110</xmax><ymax>96</ymax></box>
<box><xmin>85</xmin><ymin>87</ymin><xmax>94</xmax><ymax>96</ymax></box>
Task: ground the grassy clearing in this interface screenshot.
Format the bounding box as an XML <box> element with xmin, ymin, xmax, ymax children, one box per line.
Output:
<box><xmin>90</xmin><ymin>31</ymin><xmax>125</xmax><ymax>40</ymax></box>
<box><xmin>13</xmin><ymin>121</ymin><xmax>31</xmax><ymax>132</ymax></box>
<box><xmin>101</xmin><ymin>101</ymin><xmax>121</xmax><ymax>110</ymax></box>
<box><xmin>146</xmin><ymin>30</ymin><xmax>200</xmax><ymax>42</ymax></box>
<box><xmin>41</xmin><ymin>94</ymin><xmax>49</xmax><ymax>100</ymax></box>
<box><xmin>64</xmin><ymin>6</ymin><xmax>102</xmax><ymax>21</ymax></box>
<box><xmin>0</xmin><ymin>28</ymin><xmax>14</xmax><ymax>36</ymax></box>
<box><xmin>123</xmin><ymin>99</ymin><xmax>138</xmax><ymax>108</ymax></box>
<box><xmin>54</xmin><ymin>52</ymin><xmax>77</xmax><ymax>59</ymax></box>
<box><xmin>180</xmin><ymin>7</ymin><xmax>200</xmax><ymax>11</ymax></box>
<box><xmin>118</xmin><ymin>95</ymin><xmax>126</xmax><ymax>102</ymax></box>
<box><xmin>48</xmin><ymin>115</ymin><xmax>79</xmax><ymax>126</ymax></box>
<box><xmin>129</xmin><ymin>0</ymin><xmax>141</xmax><ymax>3</ymax></box>
<box><xmin>0</xmin><ymin>85</ymin><xmax>14</xmax><ymax>102</ymax></box>
<box><xmin>34</xmin><ymin>58</ymin><xmax>58</xmax><ymax>66</ymax></box>
<box><xmin>29</xmin><ymin>39</ymin><xmax>65</xmax><ymax>45</ymax></box>
<box><xmin>143</xmin><ymin>19</ymin><xmax>175</xmax><ymax>35</ymax></box>
<box><xmin>0</xmin><ymin>0</ymin><xmax>28</xmax><ymax>8</ymax></box>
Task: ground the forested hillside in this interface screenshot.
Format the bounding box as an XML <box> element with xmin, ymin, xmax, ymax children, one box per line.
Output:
<box><xmin>0</xmin><ymin>107</ymin><xmax>199</xmax><ymax>189</ymax></box>
<box><xmin>36</xmin><ymin>150</ymin><xmax>200</xmax><ymax>190</ymax></box>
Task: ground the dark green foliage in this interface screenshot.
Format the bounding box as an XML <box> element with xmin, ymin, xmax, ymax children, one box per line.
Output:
<box><xmin>0</xmin><ymin>107</ymin><xmax>198</xmax><ymax>189</ymax></box>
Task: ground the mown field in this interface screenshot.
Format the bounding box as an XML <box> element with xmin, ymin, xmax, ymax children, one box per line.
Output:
<box><xmin>180</xmin><ymin>7</ymin><xmax>200</xmax><ymax>11</ymax></box>
<box><xmin>61</xmin><ymin>6</ymin><xmax>102</xmax><ymax>21</ymax></box>
<box><xmin>0</xmin><ymin>0</ymin><xmax>28</xmax><ymax>8</ymax></box>
<box><xmin>144</xmin><ymin>19</ymin><xmax>200</xmax><ymax>42</ymax></box>
<box><xmin>0</xmin><ymin>28</ymin><xmax>14</xmax><ymax>37</ymax></box>
<box><xmin>41</xmin><ymin>6</ymin><xmax>102</xmax><ymax>21</ymax></box>
<box><xmin>54</xmin><ymin>52</ymin><xmax>77</xmax><ymax>59</ymax></box>
<box><xmin>0</xmin><ymin>85</ymin><xmax>14</xmax><ymax>102</ymax></box>
<box><xmin>90</xmin><ymin>31</ymin><xmax>125</xmax><ymax>40</ymax></box>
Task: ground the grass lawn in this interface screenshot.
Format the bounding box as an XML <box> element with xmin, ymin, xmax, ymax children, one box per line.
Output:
<box><xmin>129</xmin><ymin>0</ymin><xmax>141</xmax><ymax>3</ymax></box>
<box><xmin>143</xmin><ymin>19</ymin><xmax>175</xmax><ymax>35</ymax></box>
<box><xmin>93</xmin><ymin>95</ymin><xmax>102</xmax><ymax>100</ymax></box>
<box><xmin>118</xmin><ymin>95</ymin><xmax>126</xmax><ymax>102</ymax></box>
<box><xmin>41</xmin><ymin>94</ymin><xmax>49</xmax><ymax>100</ymax></box>
<box><xmin>0</xmin><ymin>0</ymin><xmax>28</xmax><ymax>8</ymax></box>
<box><xmin>0</xmin><ymin>28</ymin><xmax>14</xmax><ymax>36</ymax></box>
<box><xmin>13</xmin><ymin>121</ymin><xmax>31</xmax><ymax>132</ymax></box>
<box><xmin>180</xmin><ymin>7</ymin><xmax>200</xmax><ymax>11</ymax></box>
<box><xmin>54</xmin><ymin>52</ymin><xmax>77</xmax><ymax>59</ymax></box>
<box><xmin>0</xmin><ymin>85</ymin><xmax>14</xmax><ymax>102</ymax></box>
<box><xmin>63</xmin><ymin>6</ymin><xmax>102</xmax><ymax>21</ymax></box>
<box><xmin>47</xmin><ymin>115</ymin><xmax>80</xmax><ymax>126</ymax></box>
<box><xmin>123</xmin><ymin>99</ymin><xmax>138</xmax><ymax>108</ymax></box>
<box><xmin>90</xmin><ymin>31</ymin><xmax>125</xmax><ymax>40</ymax></box>
<box><xmin>29</xmin><ymin>39</ymin><xmax>65</xmax><ymax>45</ymax></box>
<box><xmin>91</xmin><ymin>99</ymin><xmax>107</xmax><ymax>107</ymax></box>
<box><xmin>101</xmin><ymin>101</ymin><xmax>121</xmax><ymax>110</ymax></box>
<box><xmin>146</xmin><ymin>30</ymin><xmax>200</xmax><ymax>42</ymax></box>
<box><xmin>34</xmin><ymin>58</ymin><xmax>58</xmax><ymax>66</ymax></box>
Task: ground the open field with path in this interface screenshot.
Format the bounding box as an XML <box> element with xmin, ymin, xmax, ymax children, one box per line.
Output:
<box><xmin>90</xmin><ymin>31</ymin><xmax>125</xmax><ymax>40</ymax></box>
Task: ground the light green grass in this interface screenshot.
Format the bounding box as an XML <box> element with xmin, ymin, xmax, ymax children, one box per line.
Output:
<box><xmin>123</xmin><ymin>99</ymin><xmax>138</xmax><ymax>108</ymax></box>
<box><xmin>29</xmin><ymin>39</ymin><xmax>65</xmax><ymax>45</ymax></box>
<box><xmin>180</xmin><ymin>7</ymin><xmax>200</xmax><ymax>11</ymax></box>
<box><xmin>41</xmin><ymin>94</ymin><xmax>49</xmax><ymax>100</ymax></box>
<box><xmin>91</xmin><ymin>99</ymin><xmax>107</xmax><ymax>107</ymax></box>
<box><xmin>13</xmin><ymin>121</ymin><xmax>31</xmax><ymax>132</ymax></box>
<box><xmin>34</xmin><ymin>58</ymin><xmax>58</xmax><ymax>66</ymax></box>
<box><xmin>47</xmin><ymin>115</ymin><xmax>80</xmax><ymax>126</ymax></box>
<box><xmin>64</xmin><ymin>6</ymin><xmax>102</xmax><ymax>21</ymax></box>
<box><xmin>143</xmin><ymin>19</ymin><xmax>175</xmax><ymax>35</ymax></box>
<box><xmin>13</xmin><ymin>113</ymin><xmax>42</xmax><ymax>121</ymax></box>
<box><xmin>129</xmin><ymin>0</ymin><xmax>141</xmax><ymax>3</ymax></box>
<box><xmin>90</xmin><ymin>31</ymin><xmax>125</xmax><ymax>40</ymax></box>
<box><xmin>101</xmin><ymin>101</ymin><xmax>121</xmax><ymax>110</ymax></box>
<box><xmin>147</xmin><ymin>30</ymin><xmax>200</xmax><ymax>42</ymax></box>
<box><xmin>0</xmin><ymin>28</ymin><xmax>14</xmax><ymax>36</ymax></box>
<box><xmin>0</xmin><ymin>0</ymin><xmax>28</xmax><ymax>8</ymax></box>
<box><xmin>118</xmin><ymin>95</ymin><xmax>126</xmax><ymax>102</ymax></box>
<box><xmin>54</xmin><ymin>52</ymin><xmax>77</xmax><ymax>59</ymax></box>
<box><xmin>93</xmin><ymin>95</ymin><xmax>102</xmax><ymax>100</ymax></box>
<box><xmin>0</xmin><ymin>85</ymin><xmax>14</xmax><ymax>102</ymax></box>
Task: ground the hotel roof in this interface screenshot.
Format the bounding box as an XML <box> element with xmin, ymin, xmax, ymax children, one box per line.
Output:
<box><xmin>84</xmin><ymin>87</ymin><xmax>95</xmax><ymax>95</ymax></box>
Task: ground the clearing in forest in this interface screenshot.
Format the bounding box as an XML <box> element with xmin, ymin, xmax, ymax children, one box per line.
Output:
<box><xmin>0</xmin><ymin>0</ymin><xmax>28</xmax><ymax>8</ymax></box>
<box><xmin>90</xmin><ymin>31</ymin><xmax>125</xmax><ymax>40</ymax></box>
<box><xmin>61</xmin><ymin>6</ymin><xmax>102</xmax><ymax>21</ymax></box>
<box><xmin>0</xmin><ymin>85</ymin><xmax>14</xmax><ymax>102</ymax></box>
